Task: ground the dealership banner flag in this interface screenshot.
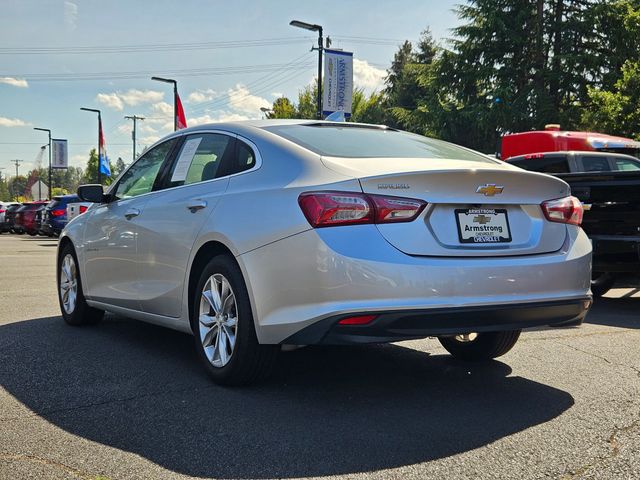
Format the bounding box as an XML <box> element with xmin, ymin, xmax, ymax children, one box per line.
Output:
<box><xmin>99</xmin><ymin>117</ymin><xmax>111</xmax><ymax>177</ymax></box>
<box><xmin>323</xmin><ymin>49</ymin><xmax>353</xmax><ymax>117</ymax></box>
<box><xmin>52</xmin><ymin>139</ymin><xmax>68</xmax><ymax>169</ymax></box>
<box><xmin>176</xmin><ymin>91</ymin><xmax>187</xmax><ymax>130</ymax></box>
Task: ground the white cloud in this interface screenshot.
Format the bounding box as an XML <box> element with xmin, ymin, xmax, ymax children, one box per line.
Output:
<box><xmin>96</xmin><ymin>89</ymin><xmax>165</xmax><ymax>111</ymax></box>
<box><xmin>0</xmin><ymin>116</ymin><xmax>31</xmax><ymax>127</ymax></box>
<box><xmin>0</xmin><ymin>77</ymin><xmax>28</xmax><ymax>88</ymax></box>
<box><xmin>188</xmin><ymin>111</ymin><xmax>250</xmax><ymax>126</ymax></box>
<box><xmin>117</xmin><ymin>123</ymin><xmax>131</xmax><ymax>135</ymax></box>
<box><xmin>139</xmin><ymin>135</ymin><xmax>161</xmax><ymax>145</ymax></box>
<box><xmin>187</xmin><ymin>88</ymin><xmax>220</xmax><ymax>103</ymax></box>
<box><xmin>64</xmin><ymin>1</ymin><xmax>78</xmax><ymax>31</ymax></box>
<box><xmin>96</xmin><ymin>93</ymin><xmax>124</xmax><ymax>111</ymax></box>
<box><xmin>353</xmin><ymin>58</ymin><xmax>386</xmax><ymax>93</ymax></box>
<box><xmin>227</xmin><ymin>84</ymin><xmax>271</xmax><ymax>115</ymax></box>
<box><xmin>150</xmin><ymin>101</ymin><xmax>173</xmax><ymax>117</ymax></box>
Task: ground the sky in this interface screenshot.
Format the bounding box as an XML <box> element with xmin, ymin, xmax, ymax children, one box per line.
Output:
<box><xmin>0</xmin><ymin>0</ymin><xmax>460</xmax><ymax>177</ymax></box>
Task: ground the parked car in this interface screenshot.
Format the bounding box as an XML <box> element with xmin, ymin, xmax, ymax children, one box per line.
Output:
<box><xmin>3</xmin><ymin>204</ymin><xmax>24</xmax><ymax>233</ymax></box>
<box><xmin>16</xmin><ymin>201</ymin><xmax>48</xmax><ymax>236</ymax></box>
<box><xmin>40</xmin><ymin>195</ymin><xmax>87</xmax><ymax>237</ymax></box>
<box><xmin>554</xmin><ymin>171</ymin><xmax>640</xmax><ymax>296</ymax></box>
<box><xmin>506</xmin><ymin>151</ymin><xmax>640</xmax><ymax>174</ymax></box>
<box><xmin>506</xmin><ymin>151</ymin><xmax>640</xmax><ymax>295</ymax></box>
<box><xmin>0</xmin><ymin>202</ymin><xmax>21</xmax><ymax>233</ymax></box>
<box><xmin>59</xmin><ymin>120</ymin><xmax>592</xmax><ymax>385</ymax></box>
<box><xmin>66</xmin><ymin>201</ymin><xmax>92</xmax><ymax>223</ymax></box>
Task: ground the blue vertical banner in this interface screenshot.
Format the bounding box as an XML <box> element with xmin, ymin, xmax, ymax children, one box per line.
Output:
<box><xmin>323</xmin><ymin>49</ymin><xmax>353</xmax><ymax>118</ymax></box>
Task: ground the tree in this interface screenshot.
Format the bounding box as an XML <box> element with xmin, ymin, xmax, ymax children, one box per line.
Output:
<box><xmin>113</xmin><ymin>157</ymin><xmax>127</xmax><ymax>178</ymax></box>
<box><xmin>350</xmin><ymin>89</ymin><xmax>386</xmax><ymax>124</ymax></box>
<box><xmin>582</xmin><ymin>60</ymin><xmax>640</xmax><ymax>139</ymax></box>
<box><xmin>8</xmin><ymin>175</ymin><xmax>27</xmax><ymax>201</ymax></box>
<box><xmin>0</xmin><ymin>173</ymin><xmax>10</xmax><ymax>202</ymax></box>
<box><xmin>268</xmin><ymin>97</ymin><xmax>297</xmax><ymax>119</ymax></box>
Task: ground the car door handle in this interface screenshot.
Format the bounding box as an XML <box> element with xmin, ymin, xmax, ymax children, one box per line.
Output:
<box><xmin>124</xmin><ymin>208</ymin><xmax>140</xmax><ymax>220</ymax></box>
<box><xmin>187</xmin><ymin>200</ymin><xmax>207</xmax><ymax>213</ymax></box>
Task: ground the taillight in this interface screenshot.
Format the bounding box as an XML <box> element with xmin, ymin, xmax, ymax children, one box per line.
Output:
<box><xmin>51</xmin><ymin>209</ymin><xmax>65</xmax><ymax>217</ymax></box>
<box><xmin>541</xmin><ymin>196</ymin><xmax>583</xmax><ymax>226</ymax></box>
<box><xmin>0</xmin><ymin>209</ymin><xmax>5</xmax><ymax>214</ymax></box>
<box><xmin>298</xmin><ymin>191</ymin><xmax>426</xmax><ymax>228</ymax></box>
<box><xmin>79</xmin><ymin>205</ymin><xmax>88</xmax><ymax>214</ymax></box>
<box><xmin>338</xmin><ymin>314</ymin><xmax>377</xmax><ymax>325</ymax></box>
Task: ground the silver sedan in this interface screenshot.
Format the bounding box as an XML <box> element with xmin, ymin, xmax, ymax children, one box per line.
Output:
<box><xmin>58</xmin><ymin>120</ymin><xmax>592</xmax><ymax>385</ymax></box>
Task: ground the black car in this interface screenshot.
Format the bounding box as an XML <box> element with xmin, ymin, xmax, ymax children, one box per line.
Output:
<box><xmin>3</xmin><ymin>204</ymin><xmax>25</xmax><ymax>234</ymax></box>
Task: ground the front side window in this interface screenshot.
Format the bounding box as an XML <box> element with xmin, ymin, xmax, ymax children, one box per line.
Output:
<box><xmin>167</xmin><ymin>133</ymin><xmax>233</xmax><ymax>187</ymax></box>
<box><xmin>114</xmin><ymin>139</ymin><xmax>176</xmax><ymax>199</ymax></box>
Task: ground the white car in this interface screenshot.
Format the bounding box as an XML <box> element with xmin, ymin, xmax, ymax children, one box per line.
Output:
<box><xmin>58</xmin><ymin>120</ymin><xmax>592</xmax><ymax>385</ymax></box>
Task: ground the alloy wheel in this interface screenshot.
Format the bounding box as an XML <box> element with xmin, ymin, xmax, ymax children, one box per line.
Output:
<box><xmin>59</xmin><ymin>254</ymin><xmax>78</xmax><ymax>314</ymax></box>
<box><xmin>198</xmin><ymin>273</ymin><xmax>238</xmax><ymax>368</ymax></box>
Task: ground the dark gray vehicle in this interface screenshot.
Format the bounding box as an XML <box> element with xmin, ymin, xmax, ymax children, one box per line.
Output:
<box><xmin>506</xmin><ymin>151</ymin><xmax>640</xmax><ymax>174</ymax></box>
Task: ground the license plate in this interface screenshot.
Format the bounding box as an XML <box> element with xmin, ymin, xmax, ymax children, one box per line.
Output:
<box><xmin>455</xmin><ymin>208</ymin><xmax>512</xmax><ymax>244</ymax></box>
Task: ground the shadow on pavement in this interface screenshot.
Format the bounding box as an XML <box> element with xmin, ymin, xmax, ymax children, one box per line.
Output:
<box><xmin>0</xmin><ymin>315</ymin><xmax>574</xmax><ymax>478</ymax></box>
<box><xmin>586</xmin><ymin>295</ymin><xmax>640</xmax><ymax>329</ymax></box>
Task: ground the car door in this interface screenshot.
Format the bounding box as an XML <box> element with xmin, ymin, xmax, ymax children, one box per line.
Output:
<box><xmin>82</xmin><ymin>138</ymin><xmax>178</xmax><ymax>309</ymax></box>
<box><xmin>134</xmin><ymin>131</ymin><xmax>241</xmax><ymax>317</ymax></box>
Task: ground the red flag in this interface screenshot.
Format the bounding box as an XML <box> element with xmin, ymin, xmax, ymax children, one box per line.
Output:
<box><xmin>175</xmin><ymin>91</ymin><xmax>187</xmax><ymax>130</ymax></box>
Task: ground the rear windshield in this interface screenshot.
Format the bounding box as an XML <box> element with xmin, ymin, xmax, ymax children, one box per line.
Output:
<box><xmin>263</xmin><ymin>124</ymin><xmax>495</xmax><ymax>163</ymax></box>
<box><xmin>46</xmin><ymin>200</ymin><xmax>60</xmax><ymax>209</ymax></box>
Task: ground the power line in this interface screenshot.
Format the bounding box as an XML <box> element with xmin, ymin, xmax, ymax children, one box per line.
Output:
<box><xmin>0</xmin><ymin>35</ymin><xmax>403</xmax><ymax>55</ymax></box>
<box><xmin>0</xmin><ymin>37</ymin><xmax>314</xmax><ymax>55</ymax></box>
<box><xmin>2</xmin><ymin>61</ymin><xmax>314</xmax><ymax>82</ymax></box>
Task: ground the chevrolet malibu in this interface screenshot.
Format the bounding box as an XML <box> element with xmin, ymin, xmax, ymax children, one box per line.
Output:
<box><xmin>58</xmin><ymin>120</ymin><xmax>592</xmax><ymax>385</ymax></box>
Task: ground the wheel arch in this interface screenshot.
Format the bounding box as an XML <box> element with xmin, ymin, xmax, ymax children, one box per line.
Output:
<box><xmin>187</xmin><ymin>240</ymin><xmax>243</xmax><ymax>326</ymax></box>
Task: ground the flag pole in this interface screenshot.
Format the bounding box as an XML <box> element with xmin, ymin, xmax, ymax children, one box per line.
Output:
<box><xmin>97</xmin><ymin>111</ymin><xmax>102</xmax><ymax>185</ymax></box>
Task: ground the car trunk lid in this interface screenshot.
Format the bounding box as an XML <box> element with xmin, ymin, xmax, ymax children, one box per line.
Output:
<box><xmin>322</xmin><ymin>156</ymin><xmax>571</xmax><ymax>257</ymax></box>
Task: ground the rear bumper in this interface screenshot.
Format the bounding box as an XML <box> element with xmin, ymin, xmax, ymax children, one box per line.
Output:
<box><xmin>283</xmin><ymin>297</ymin><xmax>592</xmax><ymax>345</ymax></box>
<box><xmin>239</xmin><ymin>225</ymin><xmax>592</xmax><ymax>344</ymax></box>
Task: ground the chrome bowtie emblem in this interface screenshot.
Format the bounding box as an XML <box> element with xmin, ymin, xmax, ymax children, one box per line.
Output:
<box><xmin>476</xmin><ymin>184</ymin><xmax>504</xmax><ymax>196</ymax></box>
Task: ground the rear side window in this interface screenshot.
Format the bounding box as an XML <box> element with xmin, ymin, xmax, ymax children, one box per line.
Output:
<box><xmin>226</xmin><ymin>140</ymin><xmax>256</xmax><ymax>175</ymax></box>
<box><xmin>509</xmin><ymin>157</ymin><xmax>570</xmax><ymax>173</ymax></box>
<box><xmin>612</xmin><ymin>157</ymin><xmax>640</xmax><ymax>171</ymax></box>
<box><xmin>168</xmin><ymin>133</ymin><xmax>233</xmax><ymax>187</ymax></box>
<box><xmin>581</xmin><ymin>156</ymin><xmax>611</xmax><ymax>172</ymax></box>
<box><xmin>264</xmin><ymin>124</ymin><xmax>495</xmax><ymax>163</ymax></box>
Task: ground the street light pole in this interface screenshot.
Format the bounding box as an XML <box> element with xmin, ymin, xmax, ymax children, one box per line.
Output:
<box><xmin>33</xmin><ymin>127</ymin><xmax>52</xmax><ymax>199</ymax></box>
<box><xmin>290</xmin><ymin>20</ymin><xmax>324</xmax><ymax>119</ymax></box>
<box><xmin>125</xmin><ymin>115</ymin><xmax>145</xmax><ymax>162</ymax></box>
<box><xmin>80</xmin><ymin>107</ymin><xmax>102</xmax><ymax>185</ymax></box>
<box><xmin>151</xmin><ymin>76</ymin><xmax>178</xmax><ymax>131</ymax></box>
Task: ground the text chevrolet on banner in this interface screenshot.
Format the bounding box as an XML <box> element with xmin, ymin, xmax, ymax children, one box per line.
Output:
<box><xmin>323</xmin><ymin>49</ymin><xmax>353</xmax><ymax>117</ymax></box>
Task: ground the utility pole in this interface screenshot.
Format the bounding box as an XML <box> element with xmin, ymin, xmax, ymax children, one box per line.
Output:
<box><xmin>11</xmin><ymin>159</ymin><xmax>23</xmax><ymax>201</ymax></box>
<box><xmin>124</xmin><ymin>115</ymin><xmax>145</xmax><ymax>162</ymax></box>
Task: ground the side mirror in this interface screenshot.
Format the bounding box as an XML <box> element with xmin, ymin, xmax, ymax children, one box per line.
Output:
<box><xmin>77</xmin><ymin>184</ymin><xmax>106</xmax><ymax>203</ymax></box>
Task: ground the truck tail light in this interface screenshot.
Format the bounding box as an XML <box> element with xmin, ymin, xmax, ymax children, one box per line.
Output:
<box><xmin>79</xmin><ymin>206</ymin><xmax>88</xmax><ymax>214</ymax></box>
<box><xmin>298</xmin><ymin>191</ymin><xmax>426</xmax><ymax>228</ymax></box>
<box><xmin>541</xmin><ymin>196</ymin><xmax>583</xmax><ymax>226</ymax></box>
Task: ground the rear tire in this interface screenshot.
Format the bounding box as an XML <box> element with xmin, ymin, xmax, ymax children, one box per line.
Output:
<box><xmin>191</xmin><ymin>255</ymin><xmax>278</xmax><ymax>386</ymax></box>
<box><xmin>591</xmin><ymin>272</ymin><xmax>616</xmax><ymax>297</ymax></box>
<box><xmin>57</xmin><ymin>243</ymin><xmax>104</xmax><ymax>326</ymax></box>
<box><xmin>438</xmin><ymin>330</ymin><xmax>521</xmax><ymax>361</ymax></box>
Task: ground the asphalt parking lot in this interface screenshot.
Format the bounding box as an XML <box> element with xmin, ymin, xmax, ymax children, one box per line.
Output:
<box><xmin>0</xmin><ymin>235</ymin><xmax>638</xmax><ymax>480</ymax></box>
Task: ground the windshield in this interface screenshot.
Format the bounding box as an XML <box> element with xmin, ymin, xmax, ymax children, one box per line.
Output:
<box><xmin>264</xmin><ymin>124</ymin><xmax>496</xmax><ymax>163</ymax></box>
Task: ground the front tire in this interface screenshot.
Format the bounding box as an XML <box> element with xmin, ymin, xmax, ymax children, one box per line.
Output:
<box><xmin>57</xmin><ymin>243</ymin><xmax>104</xmax><ymax>326</ymax></box>
<box><xmin>192</xmin><ymin>255</ymin><xmax>278</xmax><ymax>386</ymax></box>
<box><xmin>438</xmin><ymin>330</ymin><xmax>521</xmax><ymax>361</ymax></box>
